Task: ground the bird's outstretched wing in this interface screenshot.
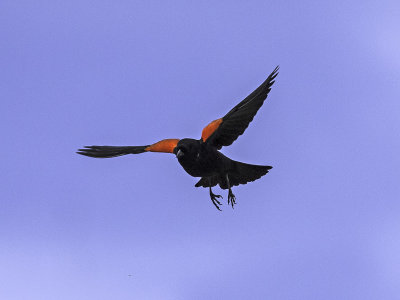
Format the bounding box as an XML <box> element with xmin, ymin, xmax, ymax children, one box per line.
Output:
<box><xmin>77</xmin><ymin>139</ymin><xmax>180</xmax><ymax>158</ymax></box>
<box><xmin>201</xmin><ymin>66</ymin><xmax>279</xmax><ymax>149</ymax></box>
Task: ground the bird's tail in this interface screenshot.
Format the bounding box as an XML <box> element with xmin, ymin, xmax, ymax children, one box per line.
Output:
<box><xmin>221</xmin><ymin>161</ymin><xmax>272</xmax><ymax>188</ymax></box>
<box><xmin>76</xmin><ymin>145</ymin><xmax>149</xmax><ymax>158</ymax></box>
<box><xmin>195</xmin><ymin>161</ymin><xmax>272</xmax><ymax>189</ymax></box>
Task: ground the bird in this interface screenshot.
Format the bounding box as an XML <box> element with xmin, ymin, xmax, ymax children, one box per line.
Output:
<box><xmin>77</xmin><ymin>66</ymin><xmax>279</xmax><ymax>210</ymax></box>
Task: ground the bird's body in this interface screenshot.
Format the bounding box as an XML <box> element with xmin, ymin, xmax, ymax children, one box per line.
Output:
<box><xmin>175</xmin><ymin>138</ymin><xmax>228</xmax><ymax>178</ymax></box>
<box><xmin>77</xmin><ymin>66</ymin><xmax>279</xmax><ymax>210</ymax></box>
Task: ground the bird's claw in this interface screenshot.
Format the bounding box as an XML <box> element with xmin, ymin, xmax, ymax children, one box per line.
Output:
<box><xmin>210</xmin><ymin>192</ymin><xmax>223</xmax><ymax>211</ymax></box>
<box><xmin>228</xmin><ymin>190</ymin><xmax>236</xmax><ymax>209</ymax></box>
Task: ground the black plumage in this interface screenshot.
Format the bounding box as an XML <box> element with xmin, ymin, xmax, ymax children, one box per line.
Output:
<box><xmin>77</xmin><ymin>66</ymin><xmax>279</xmax><ymax>210</ymax></box>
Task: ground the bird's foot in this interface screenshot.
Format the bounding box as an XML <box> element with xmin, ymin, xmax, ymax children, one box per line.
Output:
<box><xmin>228</xmin><ymin>189</ymin><xmax>236</xmax><ymax>209</ymax></box>
<box><xmin>210</xmin><ymin>192</ymin><xmax>223</xmax><ymax>211</ymax></box>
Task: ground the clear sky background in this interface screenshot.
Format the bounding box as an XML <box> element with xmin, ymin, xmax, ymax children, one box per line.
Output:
<box><xmin>1</xmin><ymin>1</ymin><xmax>399</xmax><ymax>299</ymax></box>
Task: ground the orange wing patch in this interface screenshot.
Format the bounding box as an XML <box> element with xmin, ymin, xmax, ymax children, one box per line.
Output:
<box><xmin>201</xmin><ymin>118</ymin><xmax>223</xmax><ymax>142</ymax></box>
<box><xmin>145</xmin><ymin>139</ymin><xmax>180</xmax><ymax>153</ymax></box>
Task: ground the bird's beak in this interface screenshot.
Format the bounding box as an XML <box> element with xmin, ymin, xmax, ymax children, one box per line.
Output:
<box><xmin>176</xmin><ymin>149</ymin><xmax>184</xmax><ymax>159</ymax></box>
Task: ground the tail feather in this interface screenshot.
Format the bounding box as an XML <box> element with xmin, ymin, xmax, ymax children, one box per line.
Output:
<box><xmin>222</xmin><ymin>161</ymin><xmax>272</xmax><ymax>188</ymax></box>
<box><xmin>195</xmin><ymin>161</ymin><xmax>272</xmax><ymax>189</ymax></box>
<box><xmin>76</xmin><ymin>145</ymin><xmax>149</xmax><ymax>158</ymax></box>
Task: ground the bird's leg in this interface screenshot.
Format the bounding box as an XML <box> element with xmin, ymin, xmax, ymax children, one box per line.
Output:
<box><xmin>209</xmin><ymin>180</ymin><xmax>222</xmax><ymax>211</ymax></box>
<box><xmin>225</xmin><ymin>174</ymin><xmax>236</xmax><ymax>208</ymax></box>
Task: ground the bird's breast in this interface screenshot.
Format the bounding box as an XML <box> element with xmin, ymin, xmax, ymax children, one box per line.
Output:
<box><xmin>177</xmin><ymin>148</ymin><xmax>226</xmax><ymax>177</ymax></box>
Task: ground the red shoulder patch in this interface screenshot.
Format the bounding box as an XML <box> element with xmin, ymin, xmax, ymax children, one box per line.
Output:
<box><xmin>201</xmin><ymin>118</ymin><xmax>223</xmax><ymax>142</ymax></box>
<box><xmin>145</xmin><ymin>139</ymin><xmax>180</xmax><ymax>153</ymax></box>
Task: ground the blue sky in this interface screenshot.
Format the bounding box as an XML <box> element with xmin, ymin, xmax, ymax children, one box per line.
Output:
<box><xmin>1</xmin><ymin>1</ymin><xmax>400</xmax><ymax>299</ymax></box>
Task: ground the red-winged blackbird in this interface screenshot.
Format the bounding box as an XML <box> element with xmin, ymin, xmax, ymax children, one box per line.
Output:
<box><xmin>77</xmin><ymin>66</ymin><xmax>279</xmax><ymax>210</ymax></box>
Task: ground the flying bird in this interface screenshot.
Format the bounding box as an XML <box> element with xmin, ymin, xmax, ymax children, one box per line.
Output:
<box><xmin>77</xmin><ymin>66</ymin><xmax>279</xmax><ymax>210</ymax></box>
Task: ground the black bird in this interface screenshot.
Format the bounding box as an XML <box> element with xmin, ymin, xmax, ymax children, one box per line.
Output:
<box><xmin>77</xmin><ymin>66</ymin><xmax>279</xmax><ymax>210</ymax></box>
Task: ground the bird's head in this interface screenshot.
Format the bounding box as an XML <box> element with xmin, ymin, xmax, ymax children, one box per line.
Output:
<box><xmin>174</xmin><ymin>139</ymin><xmax>199</xmax><ymax>161</ymax></box>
